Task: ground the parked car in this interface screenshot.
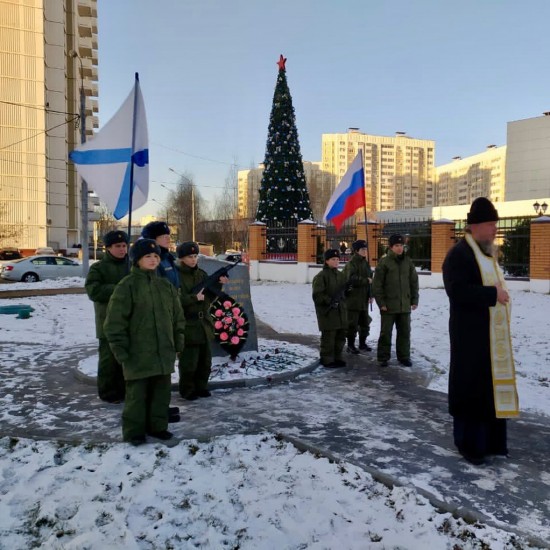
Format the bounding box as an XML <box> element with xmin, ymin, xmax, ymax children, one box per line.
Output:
<box><xmin>215</xmin><ymin>252</ymin><xmax>242</xmax><ymax>263</ymax></box>
<box><xmin>34</xmin><ymin>247</ymin><xmax>56</xmax><ymax>255</ymax></box>
<box><xmin>0</xmin><ymin>255</ymin><xmax>82</xmax><ymax>283</ymax></box>
<box><xmin>0</xmin><ymin>248</ymin><xmax>22</xmax><ymax>267</ymax></box>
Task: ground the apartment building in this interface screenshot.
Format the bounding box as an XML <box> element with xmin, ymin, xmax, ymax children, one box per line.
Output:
<box><xmin>0</xmin><ymin>0</ymin><xmax>98</xmax><ymax>250</ymax></box>
<box><xmin>238</xmin><ymin>161</ymin><xmax>333</xmax><ymax>220</ymax></box>
<box><xmin>435</xmin><ymin>145</ymin><xmax>506</xmax><ymax>206</ymax></box>
<box><xmin>321</xmin><ymin>129</ymin><xmax>435</xmax><ymax>212</ymax></box>
<box><xmin>505</xmin><ymin>112</ymin><xmax>550</xmax><ymax>202</ymax></box>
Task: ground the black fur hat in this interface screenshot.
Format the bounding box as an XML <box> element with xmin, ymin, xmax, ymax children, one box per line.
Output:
<box><xmin>324</xmin><ymin>249</ymin><xmax>340</xmax><ymax>261</ymax></box>
<box><xmin>103</xmin><ymin>230</ymin><xmax>129</xmax><ymax>247</ymax></box>
<box><xmin>131</xmin><ymin>239</ymin><xmax>161</xmax><ymax>265</ymax></box>
<box><xmin>467</xmin><ymin>197</ymin><xmax>499</xmax><ymax>224</ymax></box>
<box><xmin>388</xmin><ymin>234</ymin><xmax>404</xmax><ymax>247</ymax></box>
<box><xmin>352</xmin><ymin>239</ymin><xmax>368</xmax><ymax>252</ymax></box>
<box><xmin>176</xmin><ymin>241</ymin><xmax>200</xmax><ymax>258</ymax></box>
<box><xmin>141</xmin><ymin>221</ymin><xmax>170</xmax><ymax>240</ymax></box>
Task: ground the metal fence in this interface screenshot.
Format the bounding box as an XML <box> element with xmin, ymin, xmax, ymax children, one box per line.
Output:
<box><xmin>455</xmin><ymin>216</ymin><xmax>531</xmax><ymax>278</ymax></box>
<box><xmin>264</xmin><ymin>220</ymin><xmax>298</xmax><ymax>261</ymax></box>
<box><xmin>374</xmin><ymin>218</ymin><xmax>432</xmax><ymax>271</ymax></box>
<box><xmin>323</xmin><ymin>219</ymin><xmax>357</xmax><ymax>263</ymax></box>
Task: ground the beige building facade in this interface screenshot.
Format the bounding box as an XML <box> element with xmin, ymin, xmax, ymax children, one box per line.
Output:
<box><xmin>0</xmin><ymin>0</ymin><xmax>98</xmax><ymax>250</ymax></box>
<box><xmin>322</xmin><ymin>129</ymin><xmax>435</xmax><ymax>213</ymax></box>
<box><xmin>505</xmin><ymin>113</ymin><xmax>550</xmax><ymax>202</ymax></box>
<box><xmin>435</xmin><ymin>145</ymin><xmax>506</xmax><ymax>206</ymax></box>
<box><xmin>238</xmin><ymin>161</ymin><xmax>333</xmax><ymax>220</ymax></box>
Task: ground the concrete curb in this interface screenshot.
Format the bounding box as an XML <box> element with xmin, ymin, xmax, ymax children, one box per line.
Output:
<box><xmin>73</xmin><ymin>359</ymin><xmax>321</xmax><ymax>390</ymax></box>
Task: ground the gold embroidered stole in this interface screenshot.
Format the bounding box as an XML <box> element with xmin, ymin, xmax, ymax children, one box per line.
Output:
<box><xmin>465</xmin><ymin>233</ymin><xmax>520</xmax><ymax>418</ymax></box>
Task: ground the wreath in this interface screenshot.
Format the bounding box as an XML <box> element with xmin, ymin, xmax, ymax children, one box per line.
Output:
<box><xmin>210</xmin><ymin>295</ymin><xmax>249</xmax><ymax>360</ymax></box>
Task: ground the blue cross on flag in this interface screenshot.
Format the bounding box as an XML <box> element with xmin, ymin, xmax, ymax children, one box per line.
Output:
<box><xmin>69</xmin><ymin>75</ymin><xmax>149</xmax><ymax>220</ymax></box>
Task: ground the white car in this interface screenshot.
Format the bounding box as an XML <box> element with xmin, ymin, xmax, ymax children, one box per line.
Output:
<box><xmin>0</xmin><ymin>255</ymin><xmax>82</xmax><ymax>283</ymax></box>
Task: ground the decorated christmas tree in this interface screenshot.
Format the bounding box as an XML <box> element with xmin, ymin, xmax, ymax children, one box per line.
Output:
<box><xmin>255</xmin><ymin>55</ymin><xmax>313</xmax><ymax>225</ymax></box>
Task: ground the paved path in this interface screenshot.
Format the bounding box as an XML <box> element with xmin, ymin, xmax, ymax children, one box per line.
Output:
<box><xmin>0</xmin><ymin>320</ymin><xmax>549</xmax><ymax>546</ymax></box>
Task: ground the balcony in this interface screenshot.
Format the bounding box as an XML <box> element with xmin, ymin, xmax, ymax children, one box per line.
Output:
<box><xmin>77</xmin><ymin>0</ymin><xmax>92</xmax><ymax>17</ymax></box>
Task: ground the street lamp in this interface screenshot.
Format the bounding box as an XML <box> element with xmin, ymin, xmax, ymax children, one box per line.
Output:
<box><xmin>168</xmin><ymin>168</ymin><xmax>195</xmax><ymax>241</ymax></box>
<box><xmin>533</xmin><ymin>201</ymin><xmax>548</xmax><ymax>216</ymax></box>
<box><xmin>69</xmin><ymin>49</ymin><xmax>89</xmax><ymax>275</ymax></box>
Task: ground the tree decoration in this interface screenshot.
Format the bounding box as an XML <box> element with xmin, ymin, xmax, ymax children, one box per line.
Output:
<box><xmin>255</xmin><ymin>54</ymin><xmax>313</xmax><ymax>227</ymax></box>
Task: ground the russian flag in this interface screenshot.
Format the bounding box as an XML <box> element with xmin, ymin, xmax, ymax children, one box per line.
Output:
<box><xmin>323</xmin><ymin>151</ymin><xmax>365</xmax><ymax>230</ymax></box>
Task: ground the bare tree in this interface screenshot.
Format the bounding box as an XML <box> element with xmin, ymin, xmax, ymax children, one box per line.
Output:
<box><xmin>165</xmin><ymin>173</ymin><xmax>204</xmax><ymax>244</ymax></box>
<box><xmin>94</xmin><ymin>204</ymin><xmax>119</xmax><ymax>242</ymax></box>
<box><xmin>213</xmin><ymin>162</ymin><xmax>239</xmax><ymax>250</ymax></box>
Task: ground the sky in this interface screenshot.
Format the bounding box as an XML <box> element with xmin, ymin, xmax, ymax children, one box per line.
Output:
<box><xmin>0</xmin><ymin>279</ymin><xmax>548</xmax><ymax>546</ymax></box>
<box><xmin>96</xmin><ymin>0</ymin><xmax>550</xmax><ymax>220</ymax></box>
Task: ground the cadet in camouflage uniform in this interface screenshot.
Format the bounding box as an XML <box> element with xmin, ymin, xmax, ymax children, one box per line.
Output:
<box><xmin>104</xmin><ymin>239</ymin><xmax>186</xmax><ymax>446</ymax></box>
<box><xmin>176</xmin><ymin>242</ymin><xmax>228</xmax><ymax>400</ymax></box>
<box><xmin>372</xmin><ymin>234</ymin><xmax>419</xmax><ymax>368</ymax></box>
<box><xmin>342</xmin><ymin>239</ymin><xmax>374</xmax><ymax>354</ymax></box>
<box><xmin>85</xmin><ymin>230</ymin><xmax>129</xmax><ymax>403</ymax></box>
<box><xmin>312</xmin><ymin>249</ymin><xmax>349</xmax><ymax>368</ymax></box>
<box><xmin>141</xmin><ymin>221</ymin><xmax>180</xmax><ymax>288</ymax></box>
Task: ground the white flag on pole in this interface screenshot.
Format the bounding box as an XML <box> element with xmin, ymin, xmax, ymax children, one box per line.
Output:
<box><xmin>69</xmin><ymin>75</ymin><xmax>149</xmax><ymax>220</ymax></box>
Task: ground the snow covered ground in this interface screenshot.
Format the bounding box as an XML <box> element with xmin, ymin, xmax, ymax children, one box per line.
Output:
<box><xmin>0</xmin><ymin>277</ymin><xmax>548</xmax><ymax>548</ymax></box>
<box><xmin>251</xmin><ymin>281</ymin><xmax>550</xmax><ymax>418</ymax></box>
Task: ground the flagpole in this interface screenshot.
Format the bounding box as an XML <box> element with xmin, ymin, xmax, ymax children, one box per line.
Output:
<box><xmin>127</xmin><ymin>73</ymin><xmax>140</xmax><ymax>253</ymax></box>
<box><xmin>358</xmin><ymin>150</ymin><xmax>371</xmax><ymax>267</ymax></box>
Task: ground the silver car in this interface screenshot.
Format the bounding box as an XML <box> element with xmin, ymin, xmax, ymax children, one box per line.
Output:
<box><xmin>0</xmin><ymin>255</ymin><xmax>82</xmax><ymax>283</ymax></box>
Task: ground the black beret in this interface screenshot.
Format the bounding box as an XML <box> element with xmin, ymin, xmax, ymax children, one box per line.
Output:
<box><xmin>388</xmin><ymin>234</ymin><xmax>404</xmax><ymax>247</ymax></box>
<box><xmin>324</xmin><ymin>249</ymin><xmax>340</xmax><ymax>261</ymax></box>
<box><xmin>103</xmin><ymin>230</ymin><xmax>129</xmax><ymax>247</ymax></box>
<box><xmin>176</xmin><ymin>241</ymin><xmax>200</xmax><ymax>258</ymax></box>
<box><xmin>467</xmin><ymin>197</ymin><xmax>499</xmax><ymax>224</ymax></box>
<box><xmin>352</xmin><ymin>239</ymin><xmax>368</xmax><ymax>252</ymax></box>
<box><xmin>130</xmin><ymin>239</ymin><xmax>161</xmax><ymax>265</ymax></box>
<box><xmin>141</xmin><ymin>221</ymin><xmax>170</xmax><ymax>240</ymax></box>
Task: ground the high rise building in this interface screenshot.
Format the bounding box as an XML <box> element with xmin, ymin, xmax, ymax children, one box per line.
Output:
<box><xmin>435</xmin><ymin>145</ymin><xmax>506</xmax><ymax>206</ymax></box>
<box><xmin>0</xmin><ymin>0</ymin><xmax>98</xmax><ymax>250</ymax></box>
<box><xmin>505</xmin><ymin>113</ymin><xmax>550</xmax><ymax>202</ymax></box>
<box><xmin>321</xmin><ymin>129</ymin><xmax>435</xmax><ymax>212</ymax></box>
<box><xmin>238</xmin><ymin>161</ymin><xmax>333</xmax><ymax>220</ymax></box>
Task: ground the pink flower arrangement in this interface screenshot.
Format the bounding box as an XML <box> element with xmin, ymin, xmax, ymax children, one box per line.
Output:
<box><xmin>210</xmin><ymin>295</ymin><xmax>250</xmax><ymax>359</ymax></box>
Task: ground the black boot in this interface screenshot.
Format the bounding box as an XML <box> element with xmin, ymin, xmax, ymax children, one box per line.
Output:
<box><xmin>358</xmin><ymin>339</ymin><xmax>372</xmax><ymax>352</ymax></box>
<box><xmin>347</xmin><ymin>339</ymin><xmax>360</xmax><ymax>355</ymax></box>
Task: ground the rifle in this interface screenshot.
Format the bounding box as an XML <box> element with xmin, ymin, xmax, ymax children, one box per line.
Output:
<box><xmin>324</xmin><ymin>280</ymin><xmax>353</xmax><ymax>314</ymax></box>
<box><xmin>190</xmin><ymin>258</ymin><xmax>240</xmax><ymax>295</ymax></box>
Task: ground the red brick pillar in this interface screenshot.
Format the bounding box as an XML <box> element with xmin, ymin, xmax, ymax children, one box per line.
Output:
<box><xmin>431</xmin><ymin>220</ymin><xmax>455</xmax><ymax>273</ymax></box>
<box><xmin>530</xmin><ymin>216</ymin><xmax>550</xmax><ymax>293</ymax></box>
<box><xmin>356</xmin><ymin>221</ymin><xmax>367</xmax><ymax>242</ymax></box>
<box><xmin>248</xmin><ymin>222</ymin><xmax>266</xmax><ymax>261</ymax></box>
<box><xmin>366</xmin><ymin>221</ymin><xmax>380</xmax><ymax>267</ymax></box>
<box><xmin>297</xmin><ymin>220</ymin><xmax>318</xmax><ymax>263</ymax></box>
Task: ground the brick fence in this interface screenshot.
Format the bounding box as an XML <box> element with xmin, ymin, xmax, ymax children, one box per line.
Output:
<box><xmin>248</xmin><ymin>217</ymin><xmax>550</xmax><ymax>294</ymax></box>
